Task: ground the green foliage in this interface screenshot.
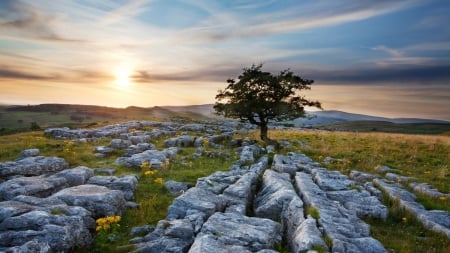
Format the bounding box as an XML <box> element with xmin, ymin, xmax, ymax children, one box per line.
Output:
<box><xmin>214</xmin><ymin>64</ymin><xmax>321</xmax><ymax>141</ymax></box>
<box><xmin>306</xmin><ymin>206</ymin><xmax>320</xmax><ymax>220</ymax></box>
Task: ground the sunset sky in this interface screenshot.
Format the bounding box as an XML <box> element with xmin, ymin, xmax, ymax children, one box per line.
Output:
<box><xmin>0</xmin><ymin>0</ymin><xmax>449</xmax><ymax>120</ymax></box>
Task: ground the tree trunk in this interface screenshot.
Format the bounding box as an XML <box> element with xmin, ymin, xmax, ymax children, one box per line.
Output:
<box><xmin>260</xmin><ymin>123</ymin><xmax>269</xmax><ymax>142</ymax></box>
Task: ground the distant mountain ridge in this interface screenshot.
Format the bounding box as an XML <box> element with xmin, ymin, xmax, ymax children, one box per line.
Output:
<box><xmin>294</xmin><ymin>110</ymin><xmax>449</xmax><ymax>126</ymax></box>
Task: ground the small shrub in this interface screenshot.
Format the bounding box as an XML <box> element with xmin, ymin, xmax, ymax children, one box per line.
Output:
<box><xmin>307</xmin><ymin>206</ymin><xmax>320</xmax><ymax>220</ymax></box>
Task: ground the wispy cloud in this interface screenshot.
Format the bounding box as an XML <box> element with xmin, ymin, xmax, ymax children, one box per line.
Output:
<box><xmin>98</xmin><ymin>0</ymin><xmax>154</xmax><ymax>26</ymax></box>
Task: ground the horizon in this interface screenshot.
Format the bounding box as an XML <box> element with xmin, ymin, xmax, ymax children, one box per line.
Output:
<box><xmin>1</xmin><ymin>0</ymin><xmax>449</xmax><ymax>121</ymax></box>
<box><xmin>2</xmin><ymin>102</ymin><xmax>449</xmax><ymax>122</ymax></box>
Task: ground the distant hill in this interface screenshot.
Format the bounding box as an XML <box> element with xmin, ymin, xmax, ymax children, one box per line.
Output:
<box><xmin>294</xmin><ymin>110</ymin><xmax>449</xmax><ymax>126</ymax></box>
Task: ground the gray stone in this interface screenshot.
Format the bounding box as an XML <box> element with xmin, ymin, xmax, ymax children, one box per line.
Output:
<box><xmin>385</xmin><ymin>172</ymin><xmax>413</xmax><ymax>183</ymax></box>
<box><xmin>4</xmin><ymin>240</ymin><xmax>51</xmax><ymax>253</ymax></box>
<box><xmin>115</xmin><ymin>148</ymin><xmax>178</xmax><ymax>169</ymax></box>
<box><xmin>125</xmin><ymin>143</ymin><xmax>155</xmax><ymax>157</ymax></box>
<box><xmin>295</xmin><ymin>172</ymin><xmax>386</xmax><ymax>252</ymax></box>
<box><xmin>239</xmin><ymin>145</ymin><xmax>255</xmax><ymax>163</ymax></box>
<box><xmin>291</xmin><ymin>217</ymin><xmax>327</xmax><ymax>253</ymax></box>
<box><xmin>130</xmin><ymin>225</ymin><xmax>154</xmax><ymax>236</ymax></box>
<box><xmin>194</xmin><ymin>212</ymin><xmax>281</xmax><ymax>252</ymax></box>
<box><xmin>167</xmin><ymin>187</ymin><xmax>225</xmax><ymax>220</ymax></box>
<box><xmin>195</xmin><ymin>171</ymin><xmax>243</xmax><ymax>194</ymax></box>
<box><xmin>374</xmin><ymin>179</ymin><xmax>450</xmax><ymax>238</ymax></box>
<box><xmin>17</xmin><ymin>149</ymin><xmax>40</xmax><ymax>160</ymax></box>
<box><xmin>281</xmin><ymin>196</ymin><xmax>305</xmax><ymax>241</ymax></box>
<box><xmin>129</xmin><ymin>135</ymin><xmax>150</xmax><ymax>145</ymax></box>
<box><xmin>0</xmin><ymin>156</ymin><xmax>68</xmax><ymax>179</ymax></box>
<box><xmin>349</xmin><ymin>170</ymin><xmax>378</xmax><ymax>183</ymax></box>
<box><xmin>409</xmin><ymin>182</ymin><xmax>450</xmax><ymax>199</ymax></box>
<box><xmin>312</xmin><ymin>169</ymin><xmax>353</xmax><ymax>191</ymax></box>
<box><xmin>375</xmin><ymin>165</ymin><xmax>392</xmax><ymax>173</ymax></box>
<box><xmin>51</xmin><ymin>184</ymin><xmax>126</xmax><ymax>218</ymax></box>
<box><xmin>94</xmin><ymin>146</ymin><xmax>114</xmax><ymax>155</ymax></box>
<box><xmin>0</xmin><ymin>201</ymin><xmax>93</xmax><ymax>252</ymax></box>
<box><xmin>164</xmin><ymin>180</ymin><xmax>190</xmax><ymax>196</ymax></box>
<box><xmin>164</xmin><ymin>135</ymin><xmax>196</xmax><ymax>147</ymax></box>
<box><xmin>272</xmin><ymin>152</ymin><xmax>314</xmax><ymax>175</ymax></box>
<box><xmin>326</xmin><ymin>190</ymin><xmax>388</xmax><ymax>219</ymax></box>
<box><xmin>109</xmin><ymin>139</ymin><xmax>132</xmax><ymax>149</ymax></box>
<box><xmin>53</xmin><ymin>166</ymin><xmax>94</xmax><ymax>186</ymax></box>
<box><xmin>88</xmin><ymin>175</ymin><xmax>138</xmax><ymax>201</ymax></box>
<box><xmin>0</xmin><ymin>175</ymin><xmax>68</xmax><ymax>201</ymax></box>
<box><xmin>323</xmin><ymin>156</ymin><xmax>347</xmax><ymax>165</ymax></box>
<box><xmin>254</xmin><ymin>170</ymin><xmax>298</xmax><ymax>220</ymax></box>
<box><xmin>188</xmin><ymin>234</ymin><xmax>252</xmax><ymax>253</ymax></box>
<box><xmin>223</xmin><ymin>170</ymin><xmax>260</xmax><ymax>214</ymax></box>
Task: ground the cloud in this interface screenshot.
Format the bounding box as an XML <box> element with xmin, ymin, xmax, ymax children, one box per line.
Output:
<box><xmin>0</xmin><ymin>1</ymin><xmax>85</xmax><ymax>43</ymax></box>
<box><xmin>98</xmin><ymin>0</ymin><xmax>154</xmax><ymax>26</ymax></box>
<box><xmin>182</xmin><ymin>0</ymin><xmax>424</xmax><ymax>43</ymax></box>
<box><xmin>371</xmin><ymin>45</ymin><xmax>403</xmax><ymax>58</ymax></box>
<box><xmin>308</xmin><ymin>64</ymin><xmax>450</xmax><ymax>84</ymax></box>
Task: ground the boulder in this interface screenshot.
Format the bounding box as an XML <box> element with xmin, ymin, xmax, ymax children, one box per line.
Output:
<box><xmin>409</xmin><ymin>182</ymin><xmax>450</xmax><ymax>199</ymax></box>
<box><xmin>0</xmin><ymin>156</ymin><xmax>68</xmax><ymax>179</ymax></box>
<box><xmin>164</xmin><ymin>180</ymin><xmax>190</xmax><ymax>196</ymax></box>
<box><xmin>17</xmin><ymin>149</ymin><xmax>40</xmax><ymax>160</ymax></box>
<box><xmin>254</xmin><ymin>170</ymin><xmax>298</xmax><ymax>220</ymax></box>
<box><xmin>222</xmin><ymin>170</ymin><xmax>260</xmax><ymax>214</ymax></box>
<box><xmin>290</xmin><ymin>217</ymin><xmax>327</xmax><ymax>253</ymax></box>
<box><xmin>88</xmin><ymin>175</ymin><xmax>138</xmax><ymax>201</ymax></box>
<box><xmin>0</xmin><ymin>175</ymin><xmax>68</xmax><ymax>201</ymax></box>
<box><xmin>193</xmin><ymin>212</ymin><xmax>281</xmax><ymax>252</ymax></box>
<box><xmin>385</xmin><ymin>173</ymin><xmax>413</xmax><ymax>183</ymax></box>
<box><xmin>167</xmin><ymin>187</ymin><xmax>225</xmax><ymax>220</ymax></box>
<box><xmin>164</xmin><ymin>135</ymin><xmax>196</xmax><ymax>147</ymax></box>
<box><xmin>312</xmin><ymin>169</ymin><xmax>353</xmax><ymax>191</ymax></box>
<box><xmin>53</xmin><ymin>166</ymin><xmax>94</xmax><ymax>186</ymax></box>
<box><xmin>109</xmin><ymin>139</ymin><xmax>132</xmax><ymax>149</ymax></box>
<box><xmin>51</xmin><ymin>184</ymin><xmax>126</xmax><ymax>218</ymax></box>
<box><xmin>0</xmin><ymin>201</ymin><xmax>93</xmax><ymax>252</ymax></box>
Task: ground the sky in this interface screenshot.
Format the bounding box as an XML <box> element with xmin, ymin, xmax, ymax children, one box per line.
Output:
<box><xmin>0</xmin><ymin>0</ymin><xmax>449</xmax><ymax>120</ymax></box>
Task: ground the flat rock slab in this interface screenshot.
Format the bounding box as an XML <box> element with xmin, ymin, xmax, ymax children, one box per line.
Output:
<box><xmin>0</xmin><ymin>175</ymin><xmax>68</xmax><ymax>201</ymax></box>
<box><xmin>0</xmin><ymin>200</ymin><xmax>93</xmax><ymax>252</ymax></box>
<box><xmin>0</xmin><ymin>156</ymin><xmax>68</xmax><ymax>179</ymax></box>
<box><xmin>374</xmin><ymin>179</ymin><xmax>450</xmax><ymax>238</ymax></box>
<box><xmin>191</xmin><ymin>212</ymin><xmax>281</xmax><ymax>252</ymax></box>
<box><xmin>51</xmin><ymin>184</ymin><xmax>125</xmax><ymax>218</ymax></box>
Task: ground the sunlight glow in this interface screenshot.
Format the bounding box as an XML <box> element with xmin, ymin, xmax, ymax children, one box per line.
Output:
<box><xmin>114</xmin><ymin>68</ymin><xmax>132</xmax><ymax>88</ymax></box>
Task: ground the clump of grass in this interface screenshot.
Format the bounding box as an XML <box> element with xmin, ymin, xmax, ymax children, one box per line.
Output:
<box><xmin>306</xmin><ymin>206</ymin><xmax>320</xmax><ymax>220</ymax></box>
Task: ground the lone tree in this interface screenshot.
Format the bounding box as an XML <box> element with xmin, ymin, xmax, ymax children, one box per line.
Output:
<box><xmin>214</xmin><ymin>64</ymin><xmax>321</xmax><ymax>142</ymax></box>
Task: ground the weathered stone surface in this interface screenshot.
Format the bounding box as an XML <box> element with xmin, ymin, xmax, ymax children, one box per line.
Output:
<box><xmin>374</xmin><ymin>179</ymin><xmax>450</xmax><ymax>238</ymax></box>
<box><xmin>0</xmin><ymin>156</ymin><xmax>68</xmax><ymax>179</ymax></box>
<box><xmin>326</xmin><ymin>190</ymin><xmax>388</xmax><ymax>219</ymax></box>
<box><xmin>164</xmin><ymin>135</ymin><xmax>196</xmax><ymax>147</ymax></box>
<box><xmin>115</xmin><ymin>147</ymin><xmax>178</xmax><ymax>168</ymax></box>
<box><xmin>296</xmin><ymin>172</ymin><xmax>386</xmax><ymax>253</ymax></box>
<box><xmin>312</xmin><ymin>168</ymin><xmax>353</xmax><ymax>191</ymax></box>
<box><xmin>94</xmin><ymin>146</ymin><xmax>114</xmax><ymax>156</ymax></box>
<box><xmin>239</xmin><ymin>145</ymin><xmax>255</xmax><ymax>163</ymax></box>
<box><xmin>193</xmin><ymin>212</ymin><xmax>281</xmax><ymax>252</ymax></box>
<box><xmin>349</xmin><ymin>170</ymin><xmax>378</xmax><ymax>183</ymax></box>
<box><xmin>51</xmin><ymin>184</ymin><xmax>126</xmax><ymax>218</ymax></box>
<box><xmin>323</xmin><ymin>156</ymin><xmax>347</xmax><ymax>165</ymax></box>
<box><xmin>385</xmin><ymin>172</ymin><xmax>413</xmax><ymax>183</ymax></box>
<box><xmin>109</xmin><ymin>139</ymin><xmax>132</xmax><ymax>149</ymax></box>
<box><xmin>134</xmin><ymin>218</ymin><xmax>195</xmax><ymax>253</ymax></box>
<box><xmin>409</xmin><ymin>182</ymin><xmax>450</xmax><ymax>199</ymax></box>
<box><xmin>129</xmin><ymin>135</ymin><xmax>150</xmax><ymax>145</ymax></box>
<box><xmin>254</xmin><ymin>170</ymin><xmax>298</xmax><ymax>220</ymax></box>
<box><xmin>195</xmin><ymin>170</ymin><xmax>244</xmax><ymax>194</ymax></box>
<box><xmin>88</xmin><ymin>175</ymin><xmax>138</xmax><ymax>201</ymax></box>
<box><xmin>0</xmin><ymin>175</ymin><xmax>68</xmax><ymax>201</ymax></box>
<box><xmin>53</xmin><ymin>166</ymin><xmax>94</xmax><ymax>186</ymax></box>
<box><xmin>375</xmin><ymin>165</ymin><xmax>392</xmax><ymax>173</ymax></box>
<box><xmin>272</xmin><ymin>152</ymin><xmax>315</xmax><ymax>175</ymax></box>
<box><xmin>291</xmin><ymin>217</ymin><xmax>327</xmax><ymax>253</ymax></box>
<box><xmin>124</xmin><ymin>143</ymin><xmax>155</xmax><ymax>157</ymax></box>
<box><xmin>130</xmin><ymin>225</ymin><xmax>154</xmax><ymax>236</ymax></box>
<box><xmin>167</xmin><ymin>187</ymin><xmax>225</xmax><ymax>220</ymax></box>
<box><xmin>281</xmin><ymin>196</ymin><xmax>305</xmax><ymax>239</ymax></box>
<box><xmin>17</xmin><ymin>149</ymin><xmax>40</xmax><ymax>160</ymax></box>
<box><xmin>0</xmin><ymin>200</ymin><xmax>93</xmax><ymax>252</ymax></box>
<box><xmin>222</xmin><ymin>170</ymin><xmax>259</xmax><ymax>214</ymax></box>
<box><xmin>164</xmin><ymin>180</ymin><xmax>190</xmax><ymax>196</ymax></box>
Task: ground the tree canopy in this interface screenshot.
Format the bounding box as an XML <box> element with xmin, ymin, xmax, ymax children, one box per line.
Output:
<box><xmin>214</xmin><ymin>64</ymin><xmax>321</xmax><ymax>142</ymax></box>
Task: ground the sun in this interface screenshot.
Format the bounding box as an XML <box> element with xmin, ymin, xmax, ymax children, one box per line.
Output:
<box><xmin>114</xmin><ymin>68</ymin><xmax>131</xmax><ymax>88</ymax></box>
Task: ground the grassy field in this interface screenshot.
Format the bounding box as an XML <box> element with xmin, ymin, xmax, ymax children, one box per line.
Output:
<box><xmin>315</xmin><ymin>120</ymin><xmax>450</xmax><ymax>135</ymax></box>
<box><xmin>0</xmin><ymin>126</ymin><xmax>449</xmax><ymax>252</ymax></box>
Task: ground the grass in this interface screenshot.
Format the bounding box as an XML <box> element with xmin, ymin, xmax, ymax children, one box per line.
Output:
<box><xmin>1</xmin><ymin>126</ymin><xmax>449</xmax><ymax>252</ymax></box>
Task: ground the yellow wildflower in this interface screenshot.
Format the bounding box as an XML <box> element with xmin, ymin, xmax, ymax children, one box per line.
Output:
<box><xmin>402</xmin><ymin>217</ymin><xmax>407</xmax><ymax>223</ymax></box>
<box><xmin>140</xmin><ymin>161</ymin><xmax>151</xmax><ymax>170</ymax></box>
<box><xmin>439</xmin><ymin>196</ymin><xmax>447</xmax><ymax>201</ymax></box>
<box><xmin>154</xmin><ymin>177</ymin><xmax>164</xmax><ymax>184</ymax></box>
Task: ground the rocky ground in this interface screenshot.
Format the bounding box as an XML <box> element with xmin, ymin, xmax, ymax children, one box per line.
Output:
<box><xmin>0</xmin><ymin>120</ymin><xmax>448</xmax><ymax>252</ymax></box>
